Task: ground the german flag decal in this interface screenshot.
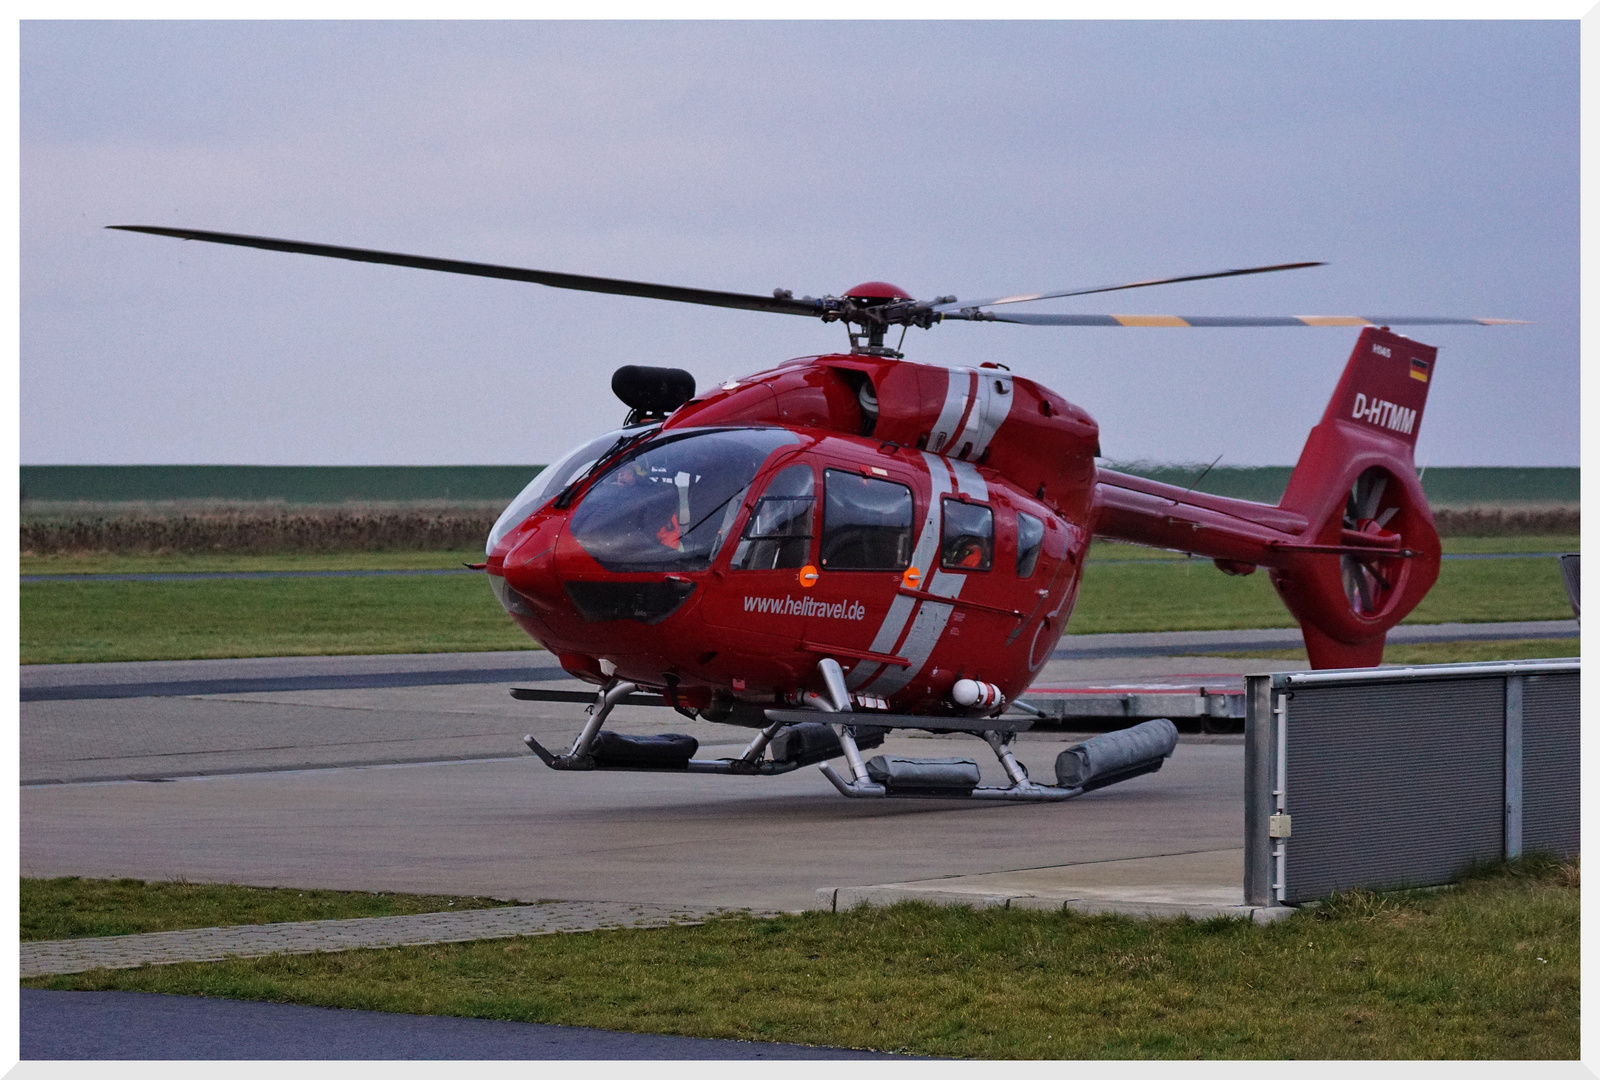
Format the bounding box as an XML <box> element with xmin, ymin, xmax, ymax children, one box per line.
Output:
<box><xmin>1410</xmin><ymin>357</ymin><xmax>1431</xmax><ymax>383</ymax></box>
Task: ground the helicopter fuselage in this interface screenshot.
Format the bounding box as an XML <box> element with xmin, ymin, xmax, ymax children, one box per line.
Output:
<box><xmin>488</xmin><ymin>352</ymin><xmax>1101</xmax><ymax>720</ymax></box>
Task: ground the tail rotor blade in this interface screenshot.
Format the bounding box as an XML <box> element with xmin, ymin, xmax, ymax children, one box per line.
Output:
<box><xmin>1341</xmin><ymin>556</ymin><xmax>1363</xmax><ymax>610</ymax></box>
<box><xmin>1361</xmin><ymin>476</ymin><xmax>1388</xmax><ymax>520</ymax></box>
<box><xmin>1355</xmin><ymin>565</ymin><xmax>1376</xmax><ymax>612</ymax></box>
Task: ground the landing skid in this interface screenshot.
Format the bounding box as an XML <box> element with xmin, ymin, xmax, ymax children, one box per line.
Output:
<box><xmin>513</xmin><ymin>663</ymin><xmax>1178</xmax><ymax>803</ymax></box>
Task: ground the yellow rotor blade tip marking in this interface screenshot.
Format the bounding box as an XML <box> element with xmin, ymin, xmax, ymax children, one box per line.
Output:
<box><xmin>1113</xmin><ymin>314</ymin><xmax>1190</xmax><ymax>327</ymax></box>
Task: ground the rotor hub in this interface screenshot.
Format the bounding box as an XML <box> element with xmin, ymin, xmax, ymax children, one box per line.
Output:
<box><xmin>843</xmin><ymin>281</ymin><xmax>914</xmax><ymax>302</ymax></box>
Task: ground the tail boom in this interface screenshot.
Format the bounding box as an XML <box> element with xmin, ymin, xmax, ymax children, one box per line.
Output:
<box><xmin>1090</xmin><ymin>327</ymin><xmax>1444</xmax><ymax>668</ymax></box>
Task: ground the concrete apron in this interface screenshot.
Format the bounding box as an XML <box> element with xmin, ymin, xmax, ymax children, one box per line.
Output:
<box><xmin>813</xmin><ymin>847</ymin><xmax>1295</xmax><ymax>924</ymax></box>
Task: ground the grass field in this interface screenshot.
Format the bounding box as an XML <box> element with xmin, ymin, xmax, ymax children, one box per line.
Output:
<box><xmin>22</xmin><ymin>878</ymin><xmax>521</xmax><ymax>941</ymax></box>
<box><xmin>20</xmin><ymin>573</ymin><xmax>535</xmax><ymax>664</ymax></box>
<box><xmin>19</xmin><ymin>541</ymin><xmax>1577</xmax><ymax>664</ymax></box>
<box><xmin>1065</xmin><ymin>553</ymin><xmax>1574</xmax><ymax>635</ymax></box>
<box><xmin>23</xmin><ymin>859</ymin><xmax>1578</xmax><ymax>1059</ymax></box>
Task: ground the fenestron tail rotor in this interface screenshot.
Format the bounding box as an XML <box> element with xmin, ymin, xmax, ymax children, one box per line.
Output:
<box><xmin>1340</xmin><ymin>468</ymin><xmax>1403</xmax><ymax>617</ymax></box>
<box><xmin>108</xmin><ymin>226</ymin><xmax>1524</xmax><ymax>357</ymax></box>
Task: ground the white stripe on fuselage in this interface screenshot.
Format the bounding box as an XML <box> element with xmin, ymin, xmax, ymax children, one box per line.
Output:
<box><xmin>949</xmin><ymin>459</ymin><xmax>988</xmax><ymax>500</ymax></box>
<box><xmin>926</xmin><ymin>368</ymin><xmax>1015</xmax><ymax>463</ymax></box>
<box><xmin>962</xmin><ymin>371</ymin><xmax>1014</xmax><ymax>460</ymax></box>
<box><xmin>845</xmin><ymin>452</ymin><xmax>951</xmax><ymax>691</ymax></box>
<box><xmin>927</xmin><ymin>370</ymin><xmax>975</xmax><ymax>455</ymax></box>
<box><xmin>863</xmin><ymin>566</ymin><xmax>963</xmax><ymax>697</ymax></box>
<box><xmin>862</xmin><ymin>455</ymin><xmax>968</xmax><ymax>697</ymax></box>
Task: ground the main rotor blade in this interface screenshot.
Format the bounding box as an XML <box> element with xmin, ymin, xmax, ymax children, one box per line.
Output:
<box><xmin>108</xmin><ymin>226</ymin><xmax>827</xmax><ymax>318</ymax></box>
<box><xmin>948</xmin><ymin>312</ymin><xmax>1527</xmax><ymax>327</ymax></box>
<box><xmin>938</xmin><ymin>262</ymin><xmax>1325</xmax><ymax>311</ymax></box>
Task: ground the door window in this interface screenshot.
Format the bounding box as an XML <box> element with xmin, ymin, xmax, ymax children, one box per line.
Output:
<box><xmin>941</xmin><ymin>499</ymin><xmax>994</xmax><ymax>571</ymax></box>
<box><xmin>731</xmin><ymin>463</ymin><xmax>815</xmax><ymax>570</ymax></box>
<box><xmin>820</xmin><ymin>470</ymin><xmax>914</xmax><ymax>570</ymax></box>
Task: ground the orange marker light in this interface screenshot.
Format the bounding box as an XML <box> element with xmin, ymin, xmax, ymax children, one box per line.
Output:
<box><xmin>902</xmin><ymin>566</ymin><xmax>922</xmax><ymax>589</ymax></box>
<box><xmin>799</xmin><ymin>565</ymin><xmax>819</xmax><ymax>588</ymax></box>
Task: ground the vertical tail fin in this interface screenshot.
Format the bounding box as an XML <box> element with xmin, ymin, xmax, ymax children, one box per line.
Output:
<box><xmin>1270</xmin><ymin>328</ymin><xmax>1443</xmax><ymax>668</ymax></box>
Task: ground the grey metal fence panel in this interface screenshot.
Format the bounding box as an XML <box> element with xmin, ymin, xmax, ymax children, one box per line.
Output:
<box><xmin>1522</xmin><ymin>671</ymin><xmax>1580</xmax><ymax>856</ymax></box>
<box><xmin>1282</xmin><ymin>679</ymin><xmax>1505</xmax><ymax>903</ymax></box>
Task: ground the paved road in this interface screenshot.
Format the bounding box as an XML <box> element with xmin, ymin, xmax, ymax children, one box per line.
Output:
<box><xmin>22</xmin><ymin>902</ymin><xmax>732</xmax><ymax>977</ymax></box>
<box><xmin>19</xmin><ymin>649</ymin><xmax>561</xmax><ymax>703</ymax></box>
<box><xmin>20</xmin><ymin>733</ymin><xmax>1246</xmax><ymax>910</ymax></box>
<box><xmin>22</xmin><ymin>990</ymin><xmax>891</xmax><ymax>1059</ymax></box>
<box><xmin>1050</xmin><ymin>619</ymin><xmax>1578</xmax><ymax>660</ymax></box>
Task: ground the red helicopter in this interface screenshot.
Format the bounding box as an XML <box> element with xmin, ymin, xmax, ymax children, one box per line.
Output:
<box><xmin>112</xmin><ymin>226</ymin><xmax>1518</xmax><ymax>802</ymax></box>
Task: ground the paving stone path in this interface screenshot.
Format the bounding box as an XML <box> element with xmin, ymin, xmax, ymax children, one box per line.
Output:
<box><xmin>22</xmin><ymin>901</ymin><xmax>737</xmax><ymax>977</ymax></box>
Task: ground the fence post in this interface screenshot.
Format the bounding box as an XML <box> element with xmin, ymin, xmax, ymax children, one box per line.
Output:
<box><xmin>1243</xmin><ymin>673</ymin><xmax>1277</xmax><ymax>906</ymax></box>
<box><xmin>1504</xmin><ymin>674</ymin><xmax>1524</xmax><ymax>859</ymax></box>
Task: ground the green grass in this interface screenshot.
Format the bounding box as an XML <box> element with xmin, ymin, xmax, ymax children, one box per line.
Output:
<box><xmin>1438</xmin><ymin>535</ymin><xmax>1579</xmax><ymax>554</ymax></box>
<box><xmin>1190</xmin><ymin>638</ymin><xmax>1579</xmax><ymax>665</ymax></box>
<box><xmin>1066</xmin><ymin>554</ymin><xmax>1574</xmax><ymax>635</ymax></box>
<box><xmin>19</xmin><ymin>539</ymin><xmax>1576</xmax><ymax>664</ymax></box>
<box><xmin>24</xmin><ymin>859</ymin><xmax>1578</xmax><ymax>1059</ymax></box>
<box><xmin>1404</xmin><ymin>559</ymin><xmax>1575</xmax><ymax>624</ymax></box>
<box><xmin>22</xmin><ymin>878</ymin><xmax>522</xmax><ymax>941</ymax></box>
<box><xmin>21</xmin><ymin>574</ymin><xmax>537</xmax><ymax>664</ymax></box>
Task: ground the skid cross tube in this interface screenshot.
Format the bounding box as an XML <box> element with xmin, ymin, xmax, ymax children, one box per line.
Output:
<box><xmin>522</xmin><ymin>679</ymin><xmax>638</xmax><ymax>771</ymax></box>
<box><xmin>972</xmin><ymin>730</ymin><xmax>1084</xmax><ymax>801</ymax></box>
<box><xmin>571</xmin><ymin>680</ymin><xmax>639</xmax><ymax>760</ymax></box>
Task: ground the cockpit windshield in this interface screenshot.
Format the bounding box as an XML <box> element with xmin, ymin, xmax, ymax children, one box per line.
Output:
<box><xmin>568</xmin><ymin>428</ymin><xmax>801</xmax><ymax>573</ymax></box>
<box><xmin>486</xmin><ymin>424</ymin><xmax>656</xmax><ymax>554</ymax></box>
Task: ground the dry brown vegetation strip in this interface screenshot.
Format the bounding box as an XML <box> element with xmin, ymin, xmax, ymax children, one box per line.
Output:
<box><xmin>1432</xmin><ymin>507</ymin><xmax>1579</xmax><ymax>536</ymax></box>
<box><xmin>21</xmin><ymin>511</ymin><xmax>500</xmax><ymax>555</ymax></box>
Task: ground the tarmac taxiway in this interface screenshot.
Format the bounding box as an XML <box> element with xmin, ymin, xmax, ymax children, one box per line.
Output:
<box><xmin>20</xmin><ymin>621</ymin><xmax>1577</xmax><ymax>913</ymax></box>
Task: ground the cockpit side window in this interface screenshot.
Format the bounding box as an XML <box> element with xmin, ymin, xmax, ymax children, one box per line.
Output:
<box><xmin>940</xmin><ymin>499</ymin><xmax>994</xmax><ymax>571</ymax></box>
<box><xmin>731</xmin><ymin>463</ymin><xmax>815</xmax><ymax>570</ymax></box>
<box><xmin>567</xmin><ymin>428</ymin><xmax>799</xmax><ymax>573</ymax></box>
<box><xmin>820</xmin><ymin>470</ymin><xmax>913</xmax><ymax>570</ymax></box>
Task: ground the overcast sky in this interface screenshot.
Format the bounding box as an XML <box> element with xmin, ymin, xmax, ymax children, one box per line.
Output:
<box><xmin>21</xmin><ymin>20</ymin><xmax>1577</xmax><ymax>467</ymax></box>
